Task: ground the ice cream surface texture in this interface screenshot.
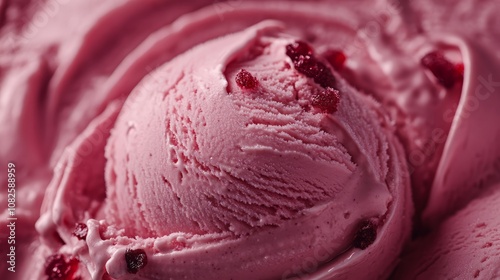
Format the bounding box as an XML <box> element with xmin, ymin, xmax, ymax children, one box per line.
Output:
<box><xmin>0</xmin><ymin>0</ymin><xmax>500</xmax><ymax>279</ymax></box>
<box><xmin>37</xmin><ymin>21</ymin><xmax>412</xmax><ymax>279</ymax></box>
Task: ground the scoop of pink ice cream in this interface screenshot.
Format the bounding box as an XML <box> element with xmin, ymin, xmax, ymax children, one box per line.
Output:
<box><xmin>36</xmin><ymin>21</ymin><xmax>412</xmax><ymax>279</ymax></box>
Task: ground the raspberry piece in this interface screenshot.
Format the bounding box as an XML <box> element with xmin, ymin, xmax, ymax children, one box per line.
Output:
<box><xmin>235</xmin><ymin>69</ymin><xmax>258</xmax><ymax>89</ymax></box>
<box><xmin>286</xmin><ymin>41</ymin><xmax>337</xmax><ymax>88</ymax></box>
<box><xmin>455</xmin><ymin>62</ymin><xmax>464</xmax><ymax>80</ymax></box>
<box><xmin>73</xmin><ymin>223</ymin><xmax>88</xmax><ymax>240</ymax></box>
<box><xmin>285</xmin><ymin>40</ymin><xmax>313</xmax><ymax>60</ymax></box>
<box><xmin>311</xmin><ymin>88</ymin><xmax>340</xmax><ymax>114</ymax></box>
<box><xmin>45</xmin><ymin>254</ymin><xmax>79</xmax><ymax>280</ymax></box>
<box><xmin>294</xmin><ymin>56</ymin><xmax>336</xmax><ymax>87</ymax></box>
<box><xmin>353</xmin><ymin>220</ymin><xmax>377</xmax><ymax>249</ymax></box>
<box><xmin>421</xmin><ymin>51</ymin><xmax>460</xmax><ymax>89</ymax></box>
<box><xmin>125</xmin><ymin>248</ymin><xmax>148</xmax><ymax>274</ymax></box>
<box><xmin>171</xmin><ymin>240</ymin><xmax>186</xmax><ymax>251</ymax></box>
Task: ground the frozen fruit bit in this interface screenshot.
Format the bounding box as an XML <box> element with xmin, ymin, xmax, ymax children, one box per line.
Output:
<box><xmin>45</xmin><ymin>254</ymin><xmax>79</xmax><ymax>280</ymax></box>
<box><xmin>286</xmin><ymin>41</ymin><xmax>336</xmax><ymax>88</ymax></box>
<box><xmin>324</xmin><ymin>49</ymin><xmax>347</xmax><ymax>70</ymax></box>
<box><xmin>285</xmin><ymin>40</ymin><xmax>313</xmax><ymax>60</ymax></box>
<box><xmin>73</xmin><ymin>223</ymin><xmax>88</xmax><ymax>240</ymax></box>
<box><xmin>311</xmin><ymin>88</ymin><xmax>340</xmax><ymax>114</ymax></box>
<box><xmin>235</xmin><ymin>69</ymin><xmax>258</xmax><ymax>89</ymax></box>
<box><xmin>125</xmin><ymin>248</ymin><xmax>148</xmax><ymax>274</ymax></box>
<box><xmin>353</xmin><ymin>220</ymin><xmax>377</xmax><ymax>249</ymax></box>
<box><xmin>421</xmin><ymin>51</ymin><xmax>461</xmax><ymax>89</ymax></box>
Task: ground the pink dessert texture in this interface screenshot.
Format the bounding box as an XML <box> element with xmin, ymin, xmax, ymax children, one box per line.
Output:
<box><xmin>37</xmin><ymin>21</ymin><xmax>411</xmax><ymax>280</ymax></box>
<box><xmin>394</xmin><ymin>184</ymin><xmax>500</xmax><ymax>279</ymax></box>
<box><xmin>0</xmin><ymin>0</ymin><xmax>499</xmax><ymax>279</ymax></box>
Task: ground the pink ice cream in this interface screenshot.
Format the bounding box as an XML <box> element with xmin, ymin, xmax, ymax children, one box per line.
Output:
<box><xmin>393</xmin><ymin>183</ymin><xmax>500</xmax><ymax>279</ymax></box>
<box><xmin>1</xmin><ymin>0</ymin><xmax>500</xmax><ymax>279</ymax></box>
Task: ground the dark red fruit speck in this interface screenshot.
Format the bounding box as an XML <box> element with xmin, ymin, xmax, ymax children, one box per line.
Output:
<box><xmin>285</xmin><ymin>40</ymin><xmax>313</xmax><ymax>60</ymax></box>
<box><xmin>286</xmin><ymin>40</ymin><xmax>341</xmax><ymax>111</ymax></box>
<box><xmin>325</xmin><ymin>49</ymin><xmax>347</xmax><ymax>70</ymax></box>
<box><xmin>295</xmin><ymin>57</ymin><xmax>336</xmax><ymax>88</ymax></box>
<box><xmin>125</xmin><ymin>248</ymin><xmax>148</xmax><ymax>274</ymax></box>
<box><xmin>235</xmin><ymin>69</ymin><xmax>258</xmax><ymax>89</ymax></box>
<box><xmin>312</xmin><ymin>63</ymin><xmax>337</xmax><ymax>88</ymax></box>
<box><xmin>311</xmin><ymin>88</ymin><xmax>340</xmax><ymax>114</ymax></box>
<box><xmin>45</xmin><ymin>254</ymin><xmax>79</xmax><ymax>280</ymax></box>
<box><xmin>421</xmin><ymin>51</ymin><xmax>461</xmax><ymax>89</ymax></box>
<box><xmin>73</xmin><ymin>223</ymin><xmax>88</xmax><ymax>240</ymax></box>
<box><xmin>171</xmin><ymin>240</ymin><xmax>186</xmax><ymax>251</ymax></box>
<box><xmin>353</xmin><ymin>220</ymin><xmax>377</xmax><ymax>250</ymax></box>
<box><xmin>293</xmin><ymin>55</ymin><xmax>320</xmax><ymax>78</ymax></box>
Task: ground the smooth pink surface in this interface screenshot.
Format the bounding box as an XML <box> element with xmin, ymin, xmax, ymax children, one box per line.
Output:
<box><xmin>0</xmin><ymin>0</ymin><xmax>499</xmax><ymax>279</ymax></box>
<box><xmin>394</xmin><ymin>184</ymin><xmax>500</xmax><ymax>279</ymax></box>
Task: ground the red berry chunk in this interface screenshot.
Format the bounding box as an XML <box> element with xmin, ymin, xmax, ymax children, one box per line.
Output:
<box><xmin>171</xmin><ymin>240</ymin><xmax>186</xmax><ymax>251</ymax></box>
<box><xmin>235</xmin><ymin>69</ymin><xmax>258</xmax><ymax>89</ymax></box>
<box><xmin>286</xmin><ymin>41</ymin><xmax>337</xmax><ymax>88</ymax></box>
<box><xmin>285</xmin><ymin>40</ymin><xmax>342</xmax><ymax>113</ymax></box>
<box><xmin>125</xmin><ymin>248</ymin><xmax>148</xmax><ymax>274</ymax></box>
<box><xmin>311</xmin><ymin>88</ymin><xmax>340</xmax><ymax>113</ymax></box>
<box><xmin>455</xmin><ymin>62</ymin><xmax>464</xmax><ymax>80</ymax></box>
<box><xmin>353</xmin><ymin>220</ymin><xmax>377</xmax><ymax>250</ymax></box>
<box><xmin>73</xmin><ymin>223</ymin><xmax>88</xmax><ymax>240</ymax></box>
<box><xmin>45</xmin><ymin>254</ymin><xmax>79</xmax><ymax>280</ymax></box>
